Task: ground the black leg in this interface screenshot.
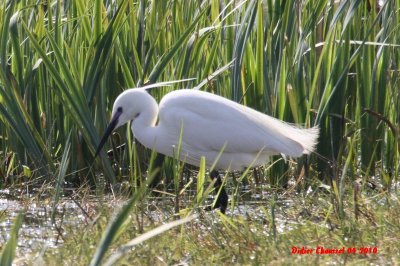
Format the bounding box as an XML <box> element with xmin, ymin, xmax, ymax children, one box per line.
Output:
<box><xmin>209</xmin><ymin>170</ymin><xmax>228</xmax><ymax>214</ymax></box>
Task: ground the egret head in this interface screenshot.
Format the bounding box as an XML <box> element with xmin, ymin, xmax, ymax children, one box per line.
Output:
<box><xmin>95</xmin><ymin>89</ymin><xmax>156</xmax><ymax>157</ymax></box>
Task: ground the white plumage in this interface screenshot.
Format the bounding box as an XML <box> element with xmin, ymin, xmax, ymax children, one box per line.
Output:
<box><xmin>96</xmin><ymin>89</ymin><xmax>319</xmax><ymax>171</ymax></box>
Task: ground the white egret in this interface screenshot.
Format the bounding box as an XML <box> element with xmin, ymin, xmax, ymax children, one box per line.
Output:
<box><xmin>96</xmin><ymin>89</ymin><xmax>319</xmax><ymax>213</ymax></box>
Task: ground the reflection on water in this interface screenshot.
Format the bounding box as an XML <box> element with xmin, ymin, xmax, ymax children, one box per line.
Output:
<box><xmin>0</xmin><ymin>185</ymin><xmax>306</xmax><ymax>260</ymax></box>
<box><xmin>0</xmin><ymin>190</ymin><xmax>122</xmax><ymax>259</ymax></box>
<box><xmin>1</xmin><ymin>197</ymin><xmax>63</xmax><ymax>256</ymax></box>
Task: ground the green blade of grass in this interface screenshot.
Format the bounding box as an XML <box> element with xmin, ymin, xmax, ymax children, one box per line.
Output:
<box><xmin>231</xmin><ymin>1</ymin><xmax>257</xmax><ymax>102</ymax></box>
<box><xmin>89</xmin><ymin>191</ymin><xmax>144</xmax><ymax>266</ymax></box>
<box><xmin>147</xmin><ymin>8</ymin><xmax>207</xmax><ymax>83</ymax></box>
<box><xmin>0</xmin><ymin>213</ymin><xmax>23</xmax><ymax>266</ymax></box>
<box><xmin>103</xmin><ymin>214</ymin><xmax>197</xmax><ymax>266</ymax></box>
<box><xmin>51</xmin><ymin>131</ymin><xmax>72</xmax><ymax>223</ymax></box>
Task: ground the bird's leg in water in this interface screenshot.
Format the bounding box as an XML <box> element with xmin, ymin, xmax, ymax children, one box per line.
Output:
<box><xmin>208</xmin><ymin>170</ymin><xmax>228</xmax><ymax>214</ymax></box>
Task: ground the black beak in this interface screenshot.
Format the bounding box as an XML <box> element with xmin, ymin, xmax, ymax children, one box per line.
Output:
<box><xmin>95</xmin><ymin>110</ymin><xmax>122</xmax><ymax>158</ymax></box>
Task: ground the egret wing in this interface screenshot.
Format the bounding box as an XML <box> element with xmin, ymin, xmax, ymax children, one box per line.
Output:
<box><xmin>158</xmin><ymin>90</ymin><xmax>317</xmax><ymax>157</ymax></box>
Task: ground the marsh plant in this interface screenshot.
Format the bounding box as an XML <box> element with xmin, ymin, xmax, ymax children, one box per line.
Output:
<box><xmin>0</xmin><ymin>0</ymin><xmax>399</xmax><ymax>265</ymax></box>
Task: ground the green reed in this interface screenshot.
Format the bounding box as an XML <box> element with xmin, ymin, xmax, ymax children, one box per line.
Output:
<box><xmin>0</xmin><ymin>0</ymin><xmax>399</xmax><ymax>222</ymax></box>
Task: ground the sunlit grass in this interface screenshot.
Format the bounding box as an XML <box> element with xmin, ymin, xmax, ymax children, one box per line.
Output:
<box><xmin>1</xmin><ymin>0</ymin><xmax>400</xmax><ymax>264</ymax></box>
<box><xmin>5</xmin><ymin>184</ymin><xmax>397</xmax><ymax>265</ymax></box>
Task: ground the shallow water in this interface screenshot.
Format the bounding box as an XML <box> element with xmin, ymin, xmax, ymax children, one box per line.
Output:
<box><xmin>0</xmin><ymin>190</ymin><xmax>123</xmax><ymax>259</ymax></box>
<box><xmin>0</xmin><ymin>185</ymin><xmax>310</xmax><ymax>260</ymax></box>
<box><xmin>1</xmin><ymin>194</ymin><xmax>100</xmax><ymax>255</ymax></box>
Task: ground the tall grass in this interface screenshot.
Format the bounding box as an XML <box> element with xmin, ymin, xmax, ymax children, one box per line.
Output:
<box><xmin>0</xmin><ymin>0</ymin><xmax>399</xmax><ymax>201</ymax></box>
<box><xmin>1</xmin><ymin>1</ymin><xmax>400</xmax><ymax>264</ymax></box>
